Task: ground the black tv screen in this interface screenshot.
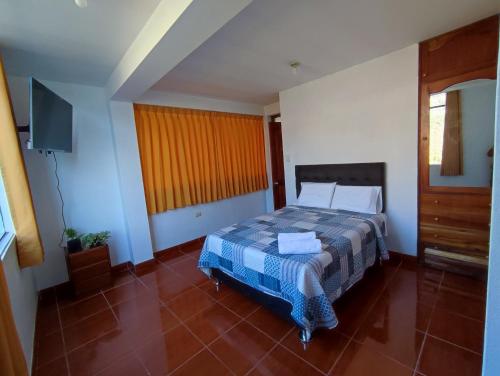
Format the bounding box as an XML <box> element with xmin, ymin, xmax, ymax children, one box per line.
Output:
<box><xmin>29</xmin><ymin>78</ymin><xmax>73</xmax><ymax>153</ymax></box>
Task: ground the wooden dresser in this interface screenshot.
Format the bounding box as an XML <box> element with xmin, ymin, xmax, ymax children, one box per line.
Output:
<box><xmin>419</xmin><ymin>193</ymin><xmax>491</xmax><ymax>273</ymax></box>
<box><xmin>66</xmin><ymin>245</ymin><xmax>112</xmax><ymax>296</ymax></box>
<box><xmin>418</xmin><ymin>16</ymin><xmax>498</xmax><ymax>279</ymax></box>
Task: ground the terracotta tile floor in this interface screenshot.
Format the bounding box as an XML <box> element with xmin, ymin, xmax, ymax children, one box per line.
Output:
<box><xmin>33</xmin><ymin>251</ymin><xmax>486</xmax><ymax>376</ymax></box>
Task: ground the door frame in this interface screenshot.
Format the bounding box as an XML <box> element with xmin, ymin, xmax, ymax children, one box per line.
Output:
<box><xmin>268</xmin><ymin>114</ymin><xmax>286</xmax><ymax>210</ymax></box>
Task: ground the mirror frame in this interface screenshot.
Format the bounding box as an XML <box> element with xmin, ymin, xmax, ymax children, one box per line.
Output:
<box><xmin>419</xmin><ymin>66</ymin><xmax>496</xmax><ymax>195</ymax></box>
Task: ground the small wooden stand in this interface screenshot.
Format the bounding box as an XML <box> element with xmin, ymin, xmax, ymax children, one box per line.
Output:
<box><xmin>66</xmin><ymin>244</ymin><xmax>112</xmax><ymax>297</ymax></box>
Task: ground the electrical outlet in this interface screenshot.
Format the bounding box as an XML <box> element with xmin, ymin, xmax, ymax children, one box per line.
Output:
<box><xmin>195</xmin><ymin>212</ymin><xmax>202</xmax><ymax>218</ymax></box>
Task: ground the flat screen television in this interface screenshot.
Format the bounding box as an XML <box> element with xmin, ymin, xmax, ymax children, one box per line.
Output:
<box><xmin>29</xmin><ymin>77</ymin><xmax>73</xmax><ymax>153</ymax></box>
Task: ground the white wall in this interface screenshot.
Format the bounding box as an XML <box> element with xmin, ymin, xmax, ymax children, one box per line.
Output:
<box><xmin>108</xmin><ymin>101</ymin><xmax>153</xmax><ymax>264</ymax></box>
<box><xmin>483</xmin><ymin>46</ymin><xmax>500</xmax><ymax>376</ymax></box>
<box><xmin>7</xmin><ymin>76</ymin><xmax>131</xmax><ymax>290</ymax></box>
<box><xmin>1</xmin><ymin>236</ymin><xmax>38</xmax><ymax>373</ymax></box>
<box><xmin>264</xmin><ymin>102</ymin><xmax>280</xmax><ymax>117</ymax></box>
<box><xmin>150</xmin><ymin>191</ymin><xmax>267</xmax><ymax>250</ymax></box>
<box><xmin>279</xmin><ymin>45</ymin><xmax>419</xmax><ymax>254</ymax></box>
<box><xmin>135</xmin><ymin>90</ymin><xmax>270</xmax><ymax>251</ymax></box>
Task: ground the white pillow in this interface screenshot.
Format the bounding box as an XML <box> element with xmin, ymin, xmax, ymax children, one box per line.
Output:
<box><xmin>297</xmin><ymin>182</ymin><xmax>336</xmax><ymax>209</ymax></box>
<box><xmin>331</xmin><ymin>185</ymin><xmax>383</xmax><ymax>214</ymax></box>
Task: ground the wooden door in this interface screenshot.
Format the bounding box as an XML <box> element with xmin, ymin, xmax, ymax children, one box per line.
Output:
<box><xmin>269</xmin><ymin>119</ymin><xmax>286</xmax><ymax>210</ymax></box>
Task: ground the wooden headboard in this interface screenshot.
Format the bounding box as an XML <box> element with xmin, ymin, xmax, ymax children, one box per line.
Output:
<box><xmin>295</xmin><ymin>162</ymin><xmax>386</xmax><ymax>212</ymax></box>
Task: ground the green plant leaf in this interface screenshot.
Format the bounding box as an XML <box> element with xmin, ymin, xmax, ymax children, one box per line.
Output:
<box><xmin>64</xmin><ymin>228</ymin><xmax>79</xmax><ymax>240</ymax></box>
<box><xmin>81</xmin><ymin>231</ymin><xmax>111</xmax><ymax>249</ymax></box>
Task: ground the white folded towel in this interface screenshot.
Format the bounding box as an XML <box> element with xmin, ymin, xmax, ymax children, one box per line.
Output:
<box><xmin>277</xmin><ymin>232</ymin><xmax>316</xmax><ymax>243</ymax></box>
<box><xmin>278</xmin><ymin>238</ymin><xmax>322</xmax><ymax>255</ymax></box>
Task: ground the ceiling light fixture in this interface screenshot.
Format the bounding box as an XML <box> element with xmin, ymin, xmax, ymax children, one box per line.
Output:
<box><xmin>74</xmin><ymin>0</ymin><xmax>88</xmax><ymax>8</ymax></box>
<box><xmin>289</xmin><ymin>61</ymin><xmax>301</xmax><ymax>75</ymax></box>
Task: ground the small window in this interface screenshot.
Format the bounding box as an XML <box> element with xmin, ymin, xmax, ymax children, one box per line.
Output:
<box><xmin>429</xmin><ymin>92</ymin><xmax>446</xmax><ymax>165</ymax></box>
<box><xmin>0</xmin><ymin>206</ymin><xmax>5</xmax><ymax>240</ymax></box>
<box><xmin>0</xmin><ymin>175</ymin><xmax>9</xmax><ymax>240</ymax></box>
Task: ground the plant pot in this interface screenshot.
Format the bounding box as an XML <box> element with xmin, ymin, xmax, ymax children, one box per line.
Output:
<box><xmin>67</xmin><ymin>238</ymin><xmax>82</xmax><ymax>253</ymax></box>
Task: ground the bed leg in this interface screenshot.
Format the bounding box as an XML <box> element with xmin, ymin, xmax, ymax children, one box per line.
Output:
<box><xmin>299</xmin><ymin>329</ymin><xmax>312</xmax><ymax>344</ymax></box>
<box><xmin>214</xmin><ymin>278</ymin><xmax>221</xmax><ymax>292</ymax></box>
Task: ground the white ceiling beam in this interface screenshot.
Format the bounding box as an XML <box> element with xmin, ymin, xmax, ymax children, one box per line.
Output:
<box><xmin>106</xmin><ymin>0</ymin><xmax>253</xmax><ymax>100</ymax></box>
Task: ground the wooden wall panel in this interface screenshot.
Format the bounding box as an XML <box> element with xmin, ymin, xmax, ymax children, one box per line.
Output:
<box><xmin>420</xmin><ymin>15</ymin><xmax>499</xmax><ymax>83</ymax></box>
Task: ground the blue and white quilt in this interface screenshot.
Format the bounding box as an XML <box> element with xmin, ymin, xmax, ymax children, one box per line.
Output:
<box><xmin>198</xmin><ymin>205</ymin><xmax>388</xmax><ymax>333</ymax></box>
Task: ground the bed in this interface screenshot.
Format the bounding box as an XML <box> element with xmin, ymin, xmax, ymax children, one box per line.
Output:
<box><xmin>197</xmin><ymin>162</ymin><xmax>388</xmax><ymax>342</ymax></box>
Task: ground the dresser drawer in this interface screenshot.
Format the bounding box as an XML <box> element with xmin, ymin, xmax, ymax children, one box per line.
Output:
<box><xmin>420</xmin><ymin>193</ymin><xmax>491</xmax><ymax>229</ymax></box>
<box><xmin>68</xmin><ymin>245</ymin><xmax>109</xmax><ymax>269</ymax></box>
<box><xmin>421</xmin><ymin>193</ymin><xmax>491</xmax><ymax>210</ymax></box>
<box><xmin>72</xmin><ymin>260</ymin><xmax>110</xmax><ymax>282</ymax></box>
<box><xmin>420</xmin><ymin>213</ymin><xmax>490</xmax><ymax>229</ymax></box>
<box><xmin>420</xmin><ymin>223</ymin><xmax>489</xmax><ymax>253</ymax></box>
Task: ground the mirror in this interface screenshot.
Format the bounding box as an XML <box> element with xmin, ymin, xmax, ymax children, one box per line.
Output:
<box><xmin>428</xmin><ymin>79</ymin><xmax>496</xmax><ymax>187</ymax></box>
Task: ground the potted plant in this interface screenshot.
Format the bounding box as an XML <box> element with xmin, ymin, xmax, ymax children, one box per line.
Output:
<box><xmin>81</xmin><ymin>231</ymin><xmax>111</xmax><ymax>250</ymax></box>
<box><xmin>66</xmin><ymin>230</ymin><xmax>112</xmax><ymax>297</ymax></box>
<box><xmin>65</xmin><ymin>228</ymin><xmax>82</xmax><ymax>253</ymax></box>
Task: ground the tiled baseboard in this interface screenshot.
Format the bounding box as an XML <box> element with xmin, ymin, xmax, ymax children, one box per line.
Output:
<box><xmin>389</xmin><ymin>250</ymin><xmax>417</xmax><ymax>265</ymax></box>
<box><xmin>154</xmin><ymin>236</ymin><xmax>206</xmax><ymax>257</ymax></box>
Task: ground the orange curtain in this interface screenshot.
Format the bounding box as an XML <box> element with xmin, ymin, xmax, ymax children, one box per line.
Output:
<box><xmin>440</xmin><ymin>90</ymin><xmax>463</xmax><ymax>176</ymax></box>
<box><xmin>214</xmin><ymin>112</ymin><xmax>268</xmax><ymax>198</ymax></box>
<box><xmin>0</xmin><ymin>262</ymin><xmax>28</xmax><ymax>376</ymax></box>
<box><xmin>0</xmin><ymin>56</ymin><xmax>44</xmax><ymax>267</ymax></box>
<box><xmin>134</xmin><ymin>105</ymin><xmax>267</xmax><ymax>214</ymax></box>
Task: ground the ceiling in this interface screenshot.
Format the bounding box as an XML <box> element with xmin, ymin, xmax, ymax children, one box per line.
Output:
<box><xmin>0</xmin><ymin>0</ymin><xmax>161</xmax><ymax>85</ymax></box>
<box><xmin>152</xmin><ymin>0</ymin><xmax>500</xmax><ymax>104</ymax></box>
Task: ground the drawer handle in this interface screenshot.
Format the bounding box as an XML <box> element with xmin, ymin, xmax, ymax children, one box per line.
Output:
<box><xmin>434</xmin><ymin>200</ymin><xmax>439</xmax><ymax>204</ymax></box>
<box><xmin>434</xmin><ymin>217</ymin><xmax>439</xmax><ymax>222</ymax></box>
<box><xmin>433</xmin><ymin>234</ymin><xmax>439</xmax><ymax>238</ymax></box>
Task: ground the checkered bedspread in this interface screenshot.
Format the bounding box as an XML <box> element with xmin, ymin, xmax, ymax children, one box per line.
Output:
<box><xmin>198</xmin><ymin>205</ymin><xmax>388</xmax><ymax>332</ymax></box>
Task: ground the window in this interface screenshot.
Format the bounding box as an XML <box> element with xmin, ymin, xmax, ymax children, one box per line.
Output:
<box><xmin>0</xmin><ymin>175</ymin><xmax>8</xmax><ymax>240</ymax></box>
<box><xmin>429</xmin><ymin>92</ymin><xmax>446</xmax><ymax>165</ymax></box>
<box><xmin>0</xmin><ymin>204</ymin><xmax>5</xmax><ymax>240</ymax></box>
<box><xmin>134</xmin><ymin>105</ymin><xmax>268</xmax><ymax>214</ymax></box>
